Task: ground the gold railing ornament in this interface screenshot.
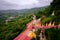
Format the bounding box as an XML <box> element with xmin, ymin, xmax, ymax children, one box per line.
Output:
<box><xmin>48</xmin><ymin>21</ymin><xmax>52</xmax><ymax>26</ymax></box>
<box><xmin>46</xmin><ymin>23</ymin><xmax>48</xmax><ymax>26</ymax></box>
<box><xmin>27</xmin><ymin>31</ymin><xmax>36</xmax><ymax>38</ymax></box>
<box><xmin>35</xmin><ymin>23</ymin><xmax>41</xmax><ymax>27</ymax></box>
<box><xmin>58</xmin><ymin>23</ymin><xmax>60</xmax><ymax>27</ymax></box>
<box><xmin>58</xmin><ymin>23</ymin><xmax>60</xmax><ymax>29</ymax></box>
<box><xmin>51</xmin><ymin>11</ymin><xmax>54</xmax><ymax>16</ymax></box>
<box><xmin>41</xmin><ymin>24</ymin><xmax>44</xmax><ymax>27</ymax></box>
<box><xmin>52</xmin><ymin>22</ymin><xmax>55</xmax><ymax>26</ymax></box>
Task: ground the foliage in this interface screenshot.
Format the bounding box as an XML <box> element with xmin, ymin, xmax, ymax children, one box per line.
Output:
<box><xmin>0</xmin><ymin>0</ymin><xmax>60</xmax><ymax>40</ymax></box>
<box><xmin>0</xmin><ymin>15</ymin><xmax>32</xmax><ymax>40</ymax></box>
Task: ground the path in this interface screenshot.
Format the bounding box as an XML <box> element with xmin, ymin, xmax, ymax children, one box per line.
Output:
<box><xmin>14</xmin><ymin>18</ymin><xmax>60</xmax><ymax>40</ymax></box>
<box><xmin>14</xmin><ymin>29</ymin><xmax>31</xmax><ymax>40</ymax></box>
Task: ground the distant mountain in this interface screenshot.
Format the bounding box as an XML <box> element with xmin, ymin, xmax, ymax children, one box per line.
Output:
<box><xmin>0</xmin><ymin>6</ymin><xmax>48</xmax><ymax>19</ymax></box>
<box><xmin>0</xmin><ymin>6</ymin><xmax>48</xmax><ymax>13</ymax></box>
<box><xmin>0</xmin><ymin>6</ymin><xmax>49</xmax><ymax>23</ymax></box>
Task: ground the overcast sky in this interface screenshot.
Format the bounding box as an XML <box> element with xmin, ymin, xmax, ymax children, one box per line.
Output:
<box><xmin>0</xmin><ymin>0</ymin><xmax>53</xmax><ymax>10</ymax></box>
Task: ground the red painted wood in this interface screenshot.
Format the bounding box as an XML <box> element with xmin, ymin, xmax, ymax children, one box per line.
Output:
<box><xmin>14</xmin><ymin>19</ymin><xmax>58</xmax><ymax>40</ymax></box>
<box><xmin>14</xmin><ymin>29</ymin><xmax>31</xmax><ymax>40</ymax></box>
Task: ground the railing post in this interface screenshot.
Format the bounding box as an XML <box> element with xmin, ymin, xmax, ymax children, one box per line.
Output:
<box><xmin>40</xmin><ymin>29</ymin><xmax>46</xmax><ymax>40</ymax></box>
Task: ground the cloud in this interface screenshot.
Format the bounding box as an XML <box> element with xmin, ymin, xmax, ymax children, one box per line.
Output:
<box><xmin>5</xmin><ymin>0</ymin><xmax>39</xmax><ymax>5</ymax></box>
<box><xmin>0</xmin><ymin>0</ymin><xmax>21</xmax><ymax>10</ymax></box>
<box><xmin>0</xmin><ymin>0</ymin><xmax>53</xmax><ymax>10</ymax></box>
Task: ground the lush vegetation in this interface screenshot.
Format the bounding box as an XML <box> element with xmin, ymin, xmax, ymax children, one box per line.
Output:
<box><xmin>0</xmin><ymin>15</ymin><xmax>32</xmax><ymax>40</ymax></box>
<box><xmin>0</xmin><ymin>0</ymin><xmax>60</xmax><ymax>40</ymax></box>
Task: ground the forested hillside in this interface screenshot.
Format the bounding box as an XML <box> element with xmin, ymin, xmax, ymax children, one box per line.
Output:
<box><xmin>0</xmin><ymin>0</ymin><xmax>60</xmax><ymax>40</ymax></box>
